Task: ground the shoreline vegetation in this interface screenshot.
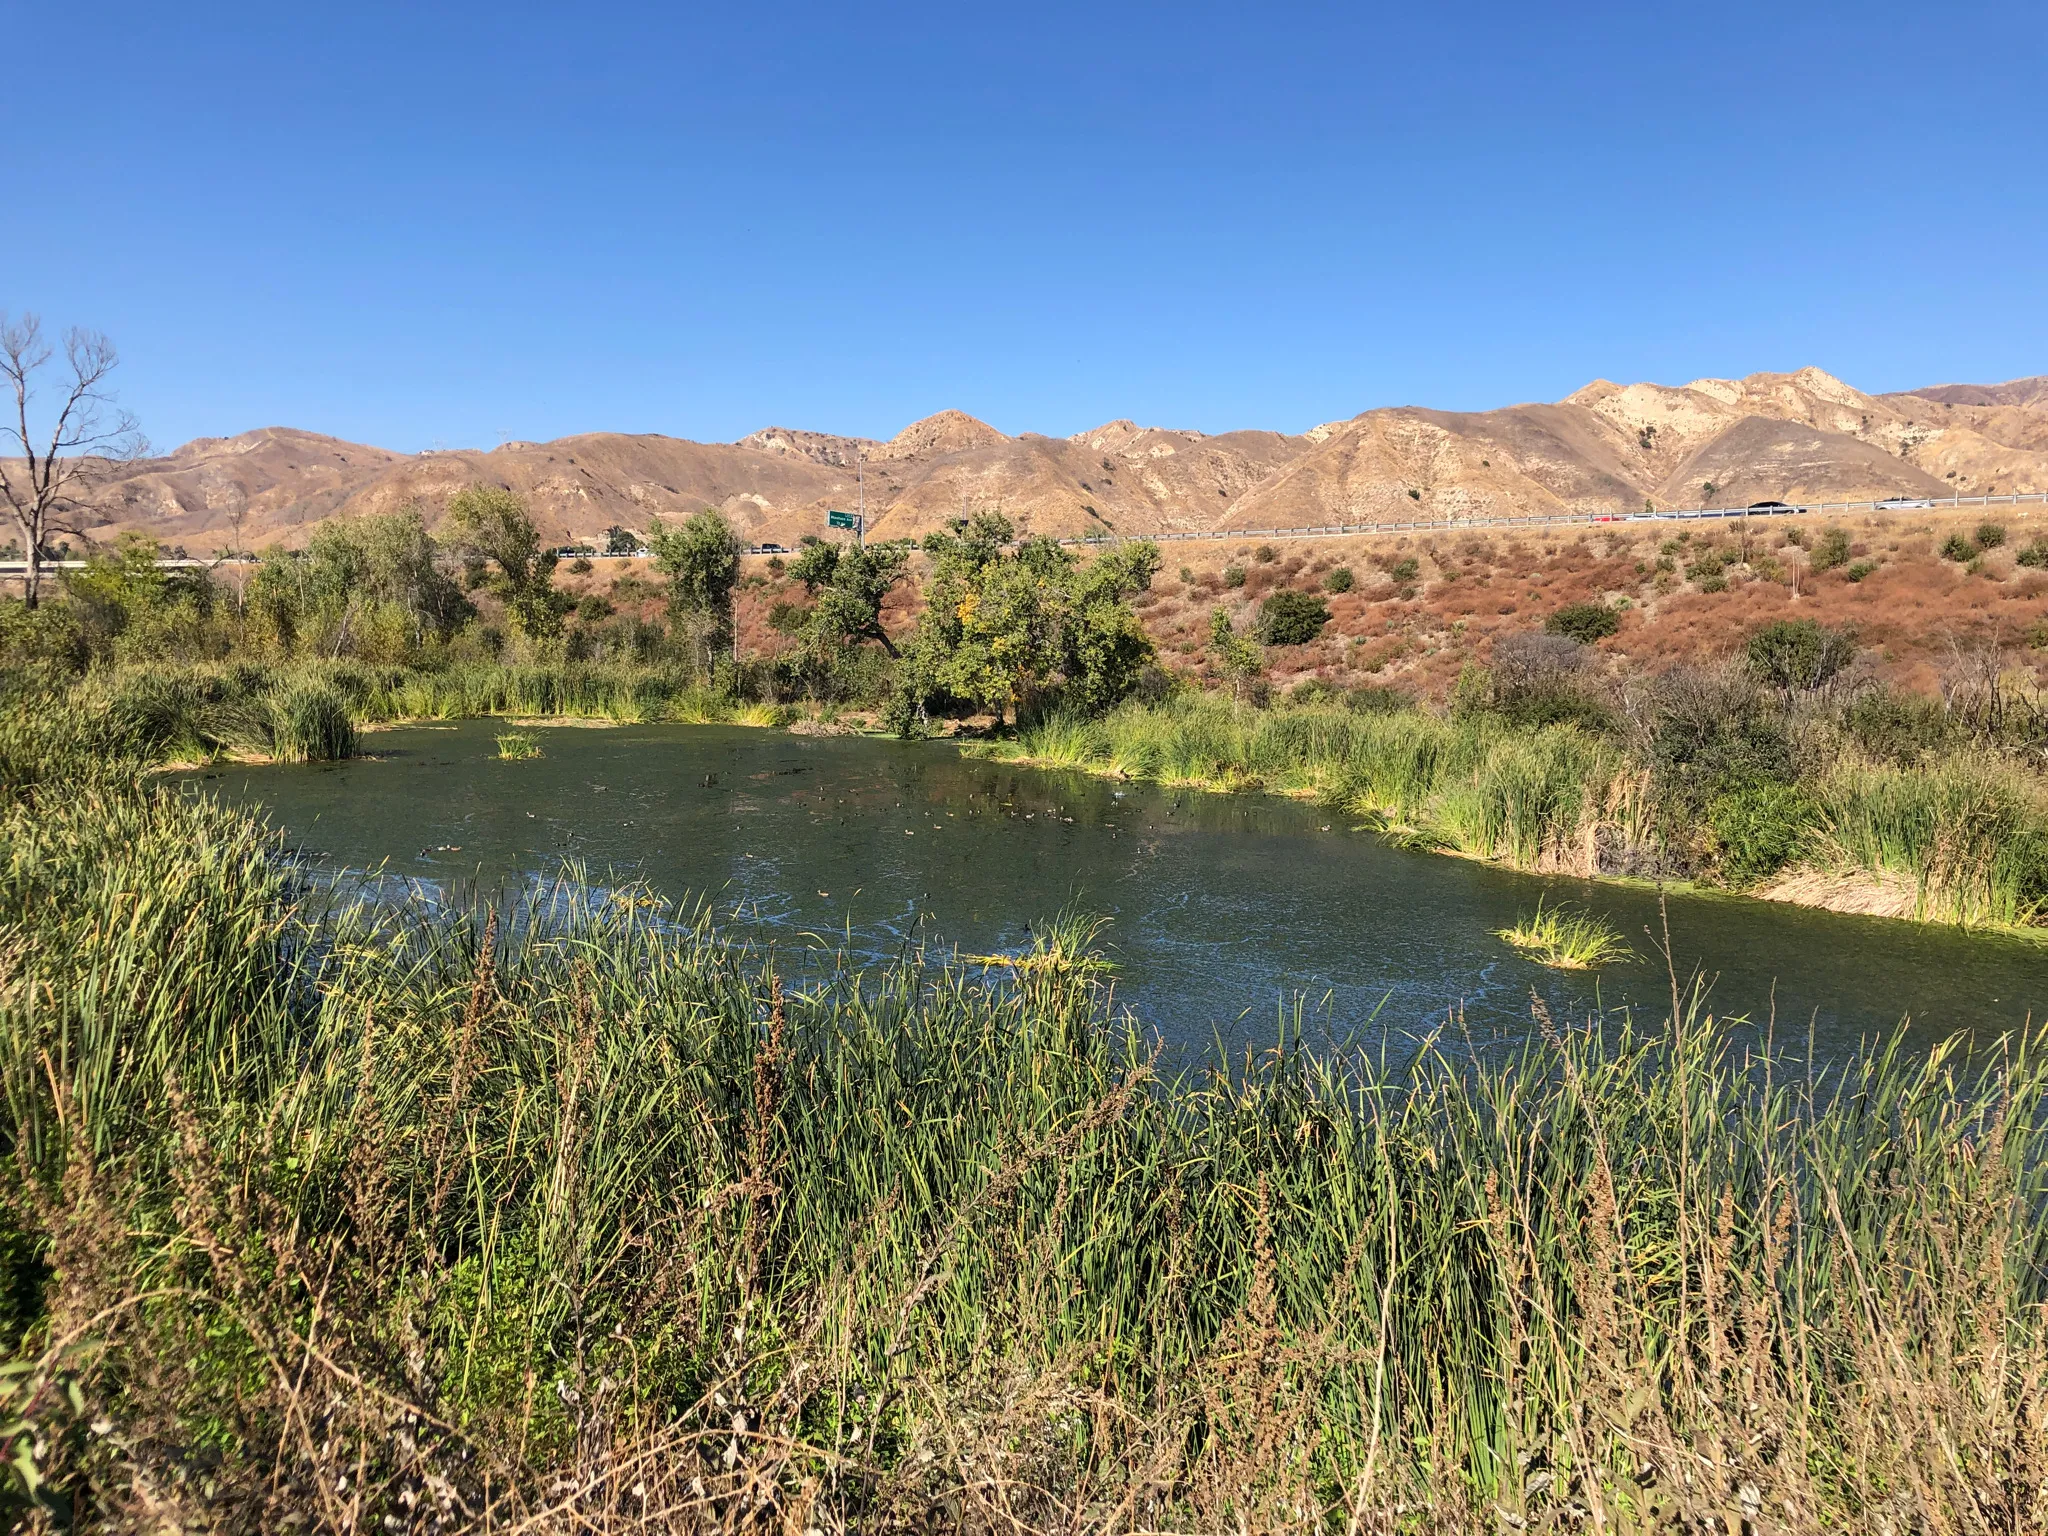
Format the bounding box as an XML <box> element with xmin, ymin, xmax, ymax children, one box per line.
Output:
<box><xmin>4</xmin><ymin>492</ymin><xmax>2047</xmax><ymax>944</ymax></box>
<box><xmin>4</xmin><ymin>766</ymin><xmax>2048</xmax><ymax>1530</ymax></box>
<box><xmin>11</xmin><ymin>661</ymin><xmax>2042</xmax><ymax>939</ymax></box>
<box><xmin>980</xmin><ymin>693</ymin><xmax>2048</xmax><ymax>936</ymax></box>
<box><xmin>6</xmin><ymin>496</ymin><xmax>2048</xmax><ymax>1529</ymax></box>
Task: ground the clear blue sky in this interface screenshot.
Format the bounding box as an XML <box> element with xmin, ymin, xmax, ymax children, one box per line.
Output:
<box><xmin>15</xmin><ymin>1</ymin><xmax>2046</xmax><ymax>453</ymax></box>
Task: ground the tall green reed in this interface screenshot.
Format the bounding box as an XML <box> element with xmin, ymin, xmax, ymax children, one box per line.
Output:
<box><xmin>4</xmin><ymin>782</ymin><xmax>2046</xmax><ymax>1529</ymax></box>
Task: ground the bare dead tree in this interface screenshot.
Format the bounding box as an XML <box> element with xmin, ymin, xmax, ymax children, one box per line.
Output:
<box><xmin>0</xmin><ymin>313</ymin><xmax>147</xmax><ymax>607</ymax></box>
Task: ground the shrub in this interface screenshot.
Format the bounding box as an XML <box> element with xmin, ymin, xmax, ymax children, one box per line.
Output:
<box><xmin>1406</xmin><ymin>488</ymin><xmax>1421</xmax><ymax>501</ymax></box>
<box><xmin>1975</xmin><ymin>521</ymin><xmax>2007</xmax><ymax>549</ymax></box>
<box><xmin>1696</xmin><ymin>573</ymin><xmax>1728</xmax><ymax>593</ymax></box>
<box><xmin>1323</xmin><ymin>565</ymin><xmax>1355</xmax><ymax>593</ymax></box>
<box><xmin>568</xmin><ymin>556</ymin><xmax>594</xmax><ymax>575</ymax></box>
<box><xmin>2017</xmin><ymin>540</ymin><xmax>2048</xmax><ymax>570</ymax></box>
<box><xmin>1940</xmin><ymin>533</ymin><xmax>1979</xmax><ymax>563</ymax></box>
<box><xmin>1745</xmin><ymin>619</ymin><xmax>1858</xmax><ymax>696</ymax></box>
<box><xmin>1844</xmin><ymin>560</ymin><xmax>1877</xmax><ymax>583</ymax></box>
<box><xmin>1707</xmin><ymin>777</ymin><xmax>1819</xmax><ymax>887</ymax></box>
<box><xmin>1389</xmin><ymin>557</ymin><xmax>1420</xmax><ymax>583</ymax></box>
<box><xmin>1344</xmin><ymin>683</ymin><xmax>1415</xmax><ymax>714</ymax></box>
<box><xmin>1645</xmin><ymin>668</ymin><xmax>1792</xmax><ymax>823</ymax></box>
<box><xmin>1489</xmin><ymin>632</ymin><xmax>1614</xmax><ymax>731</ymax></box>
<box><xmin>1844</xmin><ymin>686</ymin><xmax>1951</xmax><ymax>763</ymax></box>
<box><xmin>1683</xmin><ymin>550</ymin><xmax>1727</xmax><ymax>583</ymax></box>
<box><xmin>1544</xmin><ymin>602</ymin><xmax>1619</xmax><ymax>644</ymax></box>
<box><xmin>1810</xmin><ymin>527</ymin><xmax>1853</xmax><ymax>573</ymax></box>
<box><xmin>1254</xmin><ymin>544</ymin><xmax>1277</xmax><ymax>564</ymax></box>
<box><xmin>1256</xmin><ymin>589</ymin><xmax>1331</xmax><ymax>645</ymax></box>
<box><xmin>1128</xmin><ymin>664</ymin><xmax>1178</xmax><ymax>706</ymax></box>
<box><xmin>1286</xmin><ymin>677</ymin><xmax>1340</xmax><ymax>706</ymax></box>
<box><xmin>1222</xmin><ymin>565</ymin><xmax>1247</xmax><ymax>589</ymax></box>
<box><xmin>1178</xmin><ymin>565</ymin><xmax>1195</xmax><ymax>583</ymax></box>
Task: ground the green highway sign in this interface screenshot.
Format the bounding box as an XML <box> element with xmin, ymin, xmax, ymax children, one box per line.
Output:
<box><xmin>826</xmin><ymin>509</ymin><xmax>860</xmax><ymax>530</ymax></box>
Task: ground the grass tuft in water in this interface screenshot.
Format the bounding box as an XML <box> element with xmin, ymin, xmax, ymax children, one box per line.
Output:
<box><xmin>1495</xmin><ymin>896</ymin><xmax>1635</xmax><ymax>968</ymax></box>
<box><xmin>494</xmin><ymin>729</ymin><xmax>542</xmax><ymax>760</ymax></box>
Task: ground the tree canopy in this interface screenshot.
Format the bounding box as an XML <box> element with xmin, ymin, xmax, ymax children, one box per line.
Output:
<box><xmin>894</xmin><ymin>517</ymin><xmax>1161</xmax><ymax>728</ymax></box>
<box><xmin>442</xmin><ymin>486</ymin><xmax>567</xmax><ymax>640</ymax></box>
<box><xmin>649</xmin><ymin>510</ymin><xmax>742</xmax><ymax>673</ymax></box>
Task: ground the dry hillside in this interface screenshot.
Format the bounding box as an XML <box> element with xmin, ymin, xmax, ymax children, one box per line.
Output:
<box><xmin>80</xmin><ymin>367</ymin><xmax>2048</xmax><ymax>555</ymax></box>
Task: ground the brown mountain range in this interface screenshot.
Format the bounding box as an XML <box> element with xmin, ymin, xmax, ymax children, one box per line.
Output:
<box><xmin>85</xmin><ymin>367</ymin><xmax>2048</xmax><ymax>554</ymax></box>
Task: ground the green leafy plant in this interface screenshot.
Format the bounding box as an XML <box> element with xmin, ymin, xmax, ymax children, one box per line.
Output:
<box><xmin>1844</xmin><ymin>560</ymin><xmax>1877</xmax><ymax>583</ymax></box>
<box><xmin>1388</xmin><ymin>557</ymin><xmax>1420</xmax><ymax>583</ymax></box>
<box><xmin>1207</xmin><ymin>606</ymin><xmax>1263</xmax><ymax>702</ymax></box>
<box><xmin>1322</xmin><ymin>565</ymin><xmax>1355</xmax><ymax>593</ymax></box>
<box><xmin>2017</xmin><ymin>540</ymin><xmax>2048</xmax><ymax>570</ymax></box>
<box><xmin>1221</xmin><ymin>564</ymin><xmax>1247</xmax><ymax>589</ymax></box>
<box><xmin>1941</xmin><ymin>533</ymin><xmax>1980</xmax><ymax>563</ymax></box>
<box><xmin>1975</xmin><ymin>522</ymin><xmax>2007</xmax><ymax>549</ymax></box>
<box><xmin>1684</xmin><ymin>550</ymin><xmax>1728</xmax><ymax>583</ymax></box>
<box><xmin>269</xmin><ymin>683</ymin><xmax>358</xmax><ymax>762</ymax></box>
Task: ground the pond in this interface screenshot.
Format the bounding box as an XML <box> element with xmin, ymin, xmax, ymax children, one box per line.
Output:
<box><xmin>201</xmin><ymin>720</ymin><xmax>2048</xmax><ymax>1063</ymax></box>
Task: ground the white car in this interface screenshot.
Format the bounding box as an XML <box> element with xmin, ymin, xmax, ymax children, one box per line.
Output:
<box><xmin>1874</xmin><ymin>497</ymin><xmax>1936</xmax><ymax>510</ymax></box>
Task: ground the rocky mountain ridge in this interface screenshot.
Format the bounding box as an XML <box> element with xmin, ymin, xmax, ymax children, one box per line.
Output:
<box><xmin>86</xmin><ymin>368</ymin><xmax>2048</xmax><ymax>553</ymax></box>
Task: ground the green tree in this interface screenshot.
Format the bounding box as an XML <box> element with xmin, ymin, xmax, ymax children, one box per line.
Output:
<box><xmin>1062</xmin><ymin>540</ymin><xmax>1161</xmax><ymax>714</ymax></box>
<box><xmin>60</xmin><ymin>532</ymin><xmax>216</xmax><ymax>662</ymax></box>
<box><xmin>649</xmin><ymin>509</ymin><xmax>743</xmax><ymax>674</ymax></box>
<box><xmin>442</xmin><ymin>485</ymin><xmax>568</xmax><ymax>641</ymax></box>
<box><xmin>934</xmin><ymin>539</ymin><xmax>1072</xmax><ymax>726</ymax></box>
<box><xmin>245</xmin><ymin>510</ymin><xmax>471</xmax><ymax>659</ymax></box>
<box><xmin>782</xmin><ymin>537</ymin><xmax>911</xmax><ymax>658</ymax></box>
<box><xmin>1208</xmin><ymin>607</ymin><xmax>1263</xmax><ymax>704</ymax></box>
<box><xmin>895</xmin><ymin>519</ymin><xmax>1160</xmax><ymax>729</ymax></box>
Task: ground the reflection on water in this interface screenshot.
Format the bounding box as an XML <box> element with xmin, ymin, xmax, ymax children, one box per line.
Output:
<box><xmin>200</xmin><ymin>720</ymin><xmax>2048</xmax><ymax>1063</ymax></box>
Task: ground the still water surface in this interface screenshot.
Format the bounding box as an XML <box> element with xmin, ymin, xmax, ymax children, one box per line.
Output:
<box><xmin>205</xmin><ymin>720</ymin><xmax>2048</xmax><ymax>1063</ymax></box>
